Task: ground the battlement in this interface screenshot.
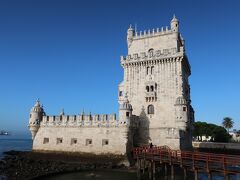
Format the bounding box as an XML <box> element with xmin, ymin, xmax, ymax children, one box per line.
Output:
<box><xmin>120</xmin><ymin>47</ymin><xmax>184</xmax><ymax>64</ymax></box>
<box><xmin>40</xmin><ymin>113</ymin><xmax>134</xmax><ymax>127</ymax></box>
<box><xmin>133</xmin><ymin>26</ymin><xmax>176</xmax><ymax>40</ymax></box>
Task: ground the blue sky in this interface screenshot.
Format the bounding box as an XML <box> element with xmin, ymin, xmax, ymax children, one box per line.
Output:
<box><xmin>0</xmin><ymin>0</ymin><xmax>240</xmax><ymax>137</ymax></box>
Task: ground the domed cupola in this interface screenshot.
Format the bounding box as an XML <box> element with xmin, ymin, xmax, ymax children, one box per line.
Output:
<box><xmin>171</xmin><ymin>14</ymin><xmax>179</xmax><ymax>32</ymax></box>
<box><xmin>175</xmin><ymin>96</ymin><xmax>187</xmax><ymax>106</ymax></box>
<box><xmin>29</xmin><ymin>99</ymin><xmax>45</xmax><ymax>140</ymax></box>
<box><xmin>120</xmin><ymin>98</ymin><xmax>133</xmax><ymax>111</ymax></box>
<box><xmin>31</xmin><ymin>99</ymin><xmax>44</xmax><ymax>113</ymax></box>
<box><xmin>127</xmin><ymin>24</ymin><xmax>135</xmax><ymax>47</ymax></box>
<box><xmin>119</xmin><ymin>93</ymin><xmax>133</xmax><ymax>123</ymax></box>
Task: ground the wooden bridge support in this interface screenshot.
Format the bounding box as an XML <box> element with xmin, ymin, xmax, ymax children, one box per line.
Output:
<box><xmin>171</xmin><ymin>165</ymin><xmax>174</xmax><ymax>180</ymax></box>
<box><xmin>207</xmin><ymin>171</ymin><xmax>212</xmax><ymax>180</ymax></box>
<box><xmin>148</xmin><ymin>161</ymin><xmax>152</xmax><ymax>180</ymax></box>
<box><xmin>194</xmin><ymin>169</ymin><xmax>198</xmax><ymax>180</ymax></box>
<box><xmin>164</xmin><ymin>163</ymin><xmax>167</xmax><ymax>177</ymax></box>
<box><xmin>183</xmin><ymin>168</ymin><xmax>187</xmax><ymax>180</ymax></box>
<box><xmin>137</xmin><ymin>158</ymin><xmax>140</xmax><ymax>180</ymax></box>
<box><xmin>225</xmin><ymin>173</ymin><xmax>229</xmax><ymax>180</ymax></box>
<box><xmin>152</xmin><ymin>162</ymin><xmax>156</xmax><ymax>180</ymax></box>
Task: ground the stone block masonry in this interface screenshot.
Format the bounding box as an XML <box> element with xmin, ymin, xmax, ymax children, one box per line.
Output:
<box><xmin>29</xmin><ymin>15</ymin><xmax>194</xmax><ymax>156</ymax></box>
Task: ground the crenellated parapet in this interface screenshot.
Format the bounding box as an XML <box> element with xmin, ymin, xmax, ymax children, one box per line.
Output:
<box><xmin>40</xmin><ymin>113</ymin><xmax>133</xmax><ymax>127</ymax></box>
<box><xmin>133</xmin><ymin>26</ymin><xmax>177</xmax><ymax>40</ymax></box>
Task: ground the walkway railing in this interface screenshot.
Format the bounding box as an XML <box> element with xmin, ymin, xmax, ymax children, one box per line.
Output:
<box><xmin>133</xmin><ymin>146</ymin><xmax>240</xmax><ymax>180</ymax></box>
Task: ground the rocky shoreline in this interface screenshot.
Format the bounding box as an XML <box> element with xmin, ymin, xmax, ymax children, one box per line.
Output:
<box><xmin>0</xmin><ymin>150</ymin><xmax>132</xmax><ymax>180</ymax></box>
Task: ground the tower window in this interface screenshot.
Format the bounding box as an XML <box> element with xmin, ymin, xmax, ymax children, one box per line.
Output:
<box><xmin>86</xmin><ymin>139</ymin><xmax>92</xmax><ymax>146</ymax></box>
<box><xmin>183</xmin><ymin>107</ymin><xmax>187</xmax><ymax>111</ymax></box>
<box><xmin>150</xmin><ymin>86</ymin><xmax>154</xmax><ymax>92</ymax></box>
<box><xmin>71</xmin><ymin>138</ymin><xmax>77</xmax><ymax>145</ymax></box>
<box><xmin>146</xmin><ymin>86</ymin><xmax>149</xmax><ymax>92</ymax></box>
<box><xmin>119</xmin><ymin>91</ymin><xmax>123</xmax><ymax>96</ymax></box>
<box><xmin>151</xmin><ymin>66</ymin><xmax>154</xmax><ymax>74</ymax></box>
<box><xmin>147</xmin><ymin>105</ymin><xmax>154</xmax><ymax>114</ymax></box>
<box><xmin>43</xmin><ymin>138</ymin><xmax>49</xmax><ymax>144</ymax></box>
<box><xmin>146</xmin><ymin>66</ymin><xmax>154</xmax><ymax>75</ymax></box>
<box><xmin>102</xmin><ymin>139</ymin><xmax>109</xmax><ymax>146</ymax></box>
<box><xmin>148</xmin><ymin>49</ymin><xmax>154</xmax><ymax>57</ymax></box>
<box><xmin>147</xmin><ymin>67</ymin><xmax>150</xmax><ymax>75</ymax></box>
<box><xmin>126</xmin><ymin>112</ymin><xmax>129</xmax><ymax>117</ymax></box>
<box><xmin>56</xmin><ymin>138</ymin><xmax>63</xmax><ymax>144</ymax></box>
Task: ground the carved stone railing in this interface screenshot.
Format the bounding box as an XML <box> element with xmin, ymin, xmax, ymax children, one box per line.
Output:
<box><xmin>120</xmin><ymin>47</ymin><xmax>184</xmax><ymax>64</ymax></box>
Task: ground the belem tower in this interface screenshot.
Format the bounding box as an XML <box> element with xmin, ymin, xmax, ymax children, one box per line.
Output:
<box><xmin>29</xmin><ymin>16</ymin><xmax>195</xmax><ymax>155</ymax></box>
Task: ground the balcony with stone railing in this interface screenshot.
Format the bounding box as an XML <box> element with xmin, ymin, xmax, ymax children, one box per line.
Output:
<box><xmin>120</xmin><ymin>47</ymin><xmax>184</xmax><ymax>65</ymax></box>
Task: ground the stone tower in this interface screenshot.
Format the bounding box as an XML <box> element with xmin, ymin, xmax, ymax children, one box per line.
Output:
<box><xmin>119</xmin><ymin>16</ymin><xmax>194</xmax><ymax>150</ymax></box>
<box><xmin>119</xmin><ymin>94</ymin><xmax>133</xmax><ymax>124</ymax></box>
<box><xmin>29</xmin><ymin>99</ymin><xmax>45</xmax><ymax>140</ymax></box>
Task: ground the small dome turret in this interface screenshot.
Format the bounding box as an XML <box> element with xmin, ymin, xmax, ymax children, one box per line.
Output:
<box><xmin>175</xmin><ymin>96</ymin><xmax>187</xmax><ymax>105</ymax></box>
<box><xmin>29</xmin><ymin>99</ymin><xmax>45</xmax><ymax>139</ymax></box>
<box><xmin>31</xmin><ymin>99</ymin><xmax>44</xmax><ymax>113</ymax></box>
<box><xmin>120</xmin><ymin>94</ymin><xmax>132</xmax><ymax>110</ymax></box>
<box><xmin>120</xmin><ymin>100</ymin><xmax>132</xmax><ymax>110</ymax></box>
<box><xmin>127</xmin><ymin>24</ymin><xmax>135</xmax><ymax>47</ymax></box>
<box><xmin>119</xmin><ymin>93</ymin><xmax>133</xmax><ymax>123</ymax></box>
<box><xmin>171</xmin><ymin>15</ymin><xmax>179</xmax><ymax>32</ymax></box>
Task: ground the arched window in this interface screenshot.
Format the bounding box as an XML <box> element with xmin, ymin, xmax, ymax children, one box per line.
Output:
<box><xmin>146</xmin><ymin>67</ymin><xmax>150</xmax><ymax>75</ymax></box>
<box><xmin>151</xmin><ymin>66</ymin><xmax>154</xmax><ymax>74</ymax></box>
<box><xmin>146</xmin><ymin>86</ymin><xmax>149</xmax><ymax>92</ymax></box>
<box><xmin>148</xmin><ymin>105</ymin><xmax>154</xmax><ymax>114</ymax></box>
<box><xmin>148</xmin><ymin>48</ymin><xmax>154</xmax><ymax>57</ymax></box>
<box><xmin>150</xmin><ymin>86</ymin><xmax>154</xmax><ymax>92</ymax></box>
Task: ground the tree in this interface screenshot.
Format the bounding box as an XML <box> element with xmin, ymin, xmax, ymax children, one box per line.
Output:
<box><xmin>193</xmin><ymin>121</ymin><xmax>231</xmax><ymax>142</ymax></box>
<box><xmin>222</xmin><ymin>117</ymin><xmax>234</xmax><ymax>133</ymax></box>
<box><xmin>212</xmin><ymin>126</ymin><xmax>231</xmax><ymax>142</ymax></box>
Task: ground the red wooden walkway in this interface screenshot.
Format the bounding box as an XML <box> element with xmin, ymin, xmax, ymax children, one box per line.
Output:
<box><xmin>133</xmin><ymin>146</ymin><xmax>240</xmax><ymax>180</ymax></box>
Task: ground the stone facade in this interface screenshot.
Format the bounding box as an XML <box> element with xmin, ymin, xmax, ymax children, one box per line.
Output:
<box><xmin>29</xmin><ymin>16</ymin><xmax>194</xmax><ymax>155</ymax></box>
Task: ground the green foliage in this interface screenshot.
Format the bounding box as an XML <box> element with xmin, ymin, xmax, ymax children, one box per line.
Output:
<box><xmin>211</xmin><ymin>126</ymin><xmax>231</xmax><ymax>142</ymax></box>
<box><xmin>193</xmin><ymin>121</ymin><xmax>231</xmax><ymax>143</ymax></box>
<box><xmin>222</xmin><ymin>117</ymin><xmax>234</xmax><ymax>132</ymax></box>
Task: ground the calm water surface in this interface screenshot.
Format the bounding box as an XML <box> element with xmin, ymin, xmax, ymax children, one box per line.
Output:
<box><xmin>0</xmin><ymin>136</ymin><xmax>32</xmax><ymax>159</ymax></box>
<box><xmin>42</xmin><ymin>170</ymin><xmax>240</xmax><ymax>180</ymax></box>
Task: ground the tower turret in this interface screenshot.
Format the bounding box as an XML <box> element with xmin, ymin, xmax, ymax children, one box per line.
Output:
<box><xmin>29</xmin><ymin>99</ymin><xmax>45</xmax><ymax>139</ymax></box>
<box><xmin>174</xmin><ymin>96</ymin><xmax>188</xmax><ymax>130</ymax></box>
<box><xmin>119</xmin><ymin>94</ymin><xmax>132</xmax><ymax>124</ymax></box>
<box><xmin>127</xmin><ymin>24</ymin><xmax>135</xmax><ymax>47</ymax></box>
<box><xmin>171</xmin><ymin>15</ymin><xmax>179</xmax><ymax>32</ymax></box>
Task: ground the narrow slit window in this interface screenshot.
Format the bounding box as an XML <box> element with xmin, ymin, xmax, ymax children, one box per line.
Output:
<box><xmin>151</xmin><ymin>66</ymin><xmax>154</xmax><ymax>74</ymax></box>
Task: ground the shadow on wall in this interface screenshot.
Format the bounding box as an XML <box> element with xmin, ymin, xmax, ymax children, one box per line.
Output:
<box><xmin>125</xmin><ymin>107</ymin><xmax>150</xmax><ymax>165</ymax></box>
<box><xmin>179</xmin><ymin>129</ymin><xmax>193</xmax><ymax>151</ymax></box>
<box><xmin>137</xmin><ymin>107</ymin><xmax>150</xmax><ymax>146</ymax></box>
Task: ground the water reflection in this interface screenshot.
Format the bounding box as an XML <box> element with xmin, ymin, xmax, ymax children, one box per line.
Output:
<box><xmin>41</xmin><ymin>170</ymin><xmax>240</xmax><ymax>180</ymax></box>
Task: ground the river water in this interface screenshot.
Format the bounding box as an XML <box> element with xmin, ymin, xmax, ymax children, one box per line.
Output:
<box><xmin>41</xmin><ymin>169</ymin><xmax>240</xmax><ymax>180</ymax></box>
<box><xmin>0</xmin><ymin>136</ymin><xmax>32</xmax><ymax>159</ymax></box>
